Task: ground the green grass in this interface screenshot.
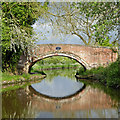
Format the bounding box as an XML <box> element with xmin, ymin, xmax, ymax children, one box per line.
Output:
<box><xmin>1</xmin><ymin>71</ymin><xmax>43</xmax><ymax>83</ymax></box>
<box><xmin>1</xmin><ymin>78</ymin><xmax>44</xmax><ymax>93</ymax></box>
<box><xmin>77</xmin><ymin>59</ymin><xmax>120</xmax><ymax>88</ymax></box>
<box><xmin>1</xmin><ymin>71</ymin><xmax>45</xmax><ymax>92</ymax></box>
<box><xmin>2</xmin><ymin>83</ymin><xmax>29</xmax><ymax>92</ymax></box>
<box><xmin>2</xmin><ymin>72</ymin><xmax>30</xmax><ymax>82</ymax></box>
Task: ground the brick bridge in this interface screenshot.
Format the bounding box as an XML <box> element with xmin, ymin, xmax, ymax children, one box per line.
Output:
<box><xmin>17</xmin><ymin>44</ymin><xmax>118</xmax><ymax>73</ymax></box>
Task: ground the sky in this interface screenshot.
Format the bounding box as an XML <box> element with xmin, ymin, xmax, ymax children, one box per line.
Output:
<box><xmin>32</xmin><ymin>18</ymin><xmax>118</xmax><ymax>45</ymax></box>
<box><xmin>32</xmin><ymin>19</ymin><xmax>84</xmax><ymax>45</ymax></box>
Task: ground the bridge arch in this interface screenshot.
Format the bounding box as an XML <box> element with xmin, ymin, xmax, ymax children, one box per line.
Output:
<box><xmin>17</xmin><ymin>44</ymin><xmax>118</xmax><ymax>74</ymax></box>
<box><xmin>28</xmin><ymin>52</ymin><xmax>90</xmax><ymax>73</ymax></box>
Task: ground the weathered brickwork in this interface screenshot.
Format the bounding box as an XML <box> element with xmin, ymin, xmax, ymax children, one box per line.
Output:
<box><xmin>17</xmin><ymin>44</ymin><xmax>118</xmax><ymax>73</ymax></box>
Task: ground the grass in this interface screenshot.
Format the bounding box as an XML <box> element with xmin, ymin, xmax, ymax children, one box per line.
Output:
<box><xmin>77</xmin><ymin>59</ymin><xmax>120</xmax><ymax>88</ymax></box>
<box><xmin>2</xmin><ymin>83</ymin><xmax>29</xmax><ymax>92</ymax></box>
<box><xmin>1</xmin><ymin>71</ymin><xmax>46</xmax><ymax>92</ymax></box>
<box><xmin>1</xmin><ymin>71</ymin><xmax>45</xmax><ymax>84</ymax></box>
<box><xmin>1</xmin><ymin>77</ymin><xmax>44</xmax><ymax>93</ymax></box>
<box><xmin>2</xmin><ymin>72</ymin><xmax>30</xmax><ymax>82</ymax></box>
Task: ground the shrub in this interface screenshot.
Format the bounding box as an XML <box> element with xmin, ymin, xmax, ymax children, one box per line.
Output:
<box><xmin>77</xmin><ymin>59</ymin><xmax>120</xmax><ymax>88</ymax></box>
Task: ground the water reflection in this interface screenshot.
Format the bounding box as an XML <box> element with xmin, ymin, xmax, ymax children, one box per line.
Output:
<box><xmin>31</xmin><ymin>75</ymin><xmax>84</xmax><ymax>98</ymax></box>
<box><xmin>2</xmin><ymin>85</ymin><xmax>118</xmax><ymax>118</ymax></box>
<box><xmin>42</xmin><ymin>68</ymin><xmax>78</xmax><ymax>82</ymax></box>
<box><xmin>35</xmin><ymin>109</ymin><xmax>118</xmax><ymax>118</ymax></box>
<box><xmin>2</xmin><ymin>68</ymin><xmax>119</xmax><ymax>118</ymax></box>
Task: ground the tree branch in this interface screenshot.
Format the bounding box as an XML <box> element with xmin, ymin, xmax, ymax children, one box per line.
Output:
<box><xmin>72</xmin><ymin>31</ymin><xmax>88</xmax><ymax>45</ymax></box>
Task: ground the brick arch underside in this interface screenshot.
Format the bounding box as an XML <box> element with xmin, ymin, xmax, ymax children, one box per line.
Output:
<box><xmin>28</xmin><ymin>52</ymin><xmax>90</xmax><ymax>73</ymax></box>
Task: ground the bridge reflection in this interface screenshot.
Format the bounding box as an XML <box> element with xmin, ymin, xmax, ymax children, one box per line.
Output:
<box><xmin>26</xmin><ymin>85</ymin><xmax>118</xmax><ymax>111</ymax></box>
<box><xmin>2</xmin><ymin>85</ymin><xmax>118</xmax><ymax>118</ymax></box>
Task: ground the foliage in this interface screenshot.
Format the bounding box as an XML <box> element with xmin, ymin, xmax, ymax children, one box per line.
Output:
<box><xmin>37</xmin><ymin>56</ymin><xmax>78</xmax><ymax>65</ymax></box>
<box><xmin>77</xmin><ymin>60</ymin><xmax>120</xmax><ymax>88</ymax></box>
<box><xmin>2</xmin><ymin>2</ymin><xmax>48</xmax><ymax>71</ymax></box>
<box><xmin>30</xmin><ymin>56</ymin><xmax>80</xmax><ymax>72</ymax></box>
<box><xmin>45</xmin><ymin>2</ymin><xmax>119</xmax><ymax>46</ymax></box>
<box><xmin>31</xmin><ymin>64</ymin><xmax>79</xmax><ymax>72</ymax></box>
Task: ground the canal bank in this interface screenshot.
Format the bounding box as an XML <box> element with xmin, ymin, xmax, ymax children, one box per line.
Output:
<box><xmin>1</xmin><ymin>72</ymin><xmax>46</xmax><ymax>92</ymax></box>
<box><xmin>75</xmin><ymin>60</ymin><xmax>120</xmax><ymax>89</ymax></box>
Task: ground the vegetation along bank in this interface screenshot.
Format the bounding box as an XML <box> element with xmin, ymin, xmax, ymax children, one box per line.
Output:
<box><xmin>76</xmin><ymin>59</ymin><xmax>120</xmax><ymax>89</ymax></box>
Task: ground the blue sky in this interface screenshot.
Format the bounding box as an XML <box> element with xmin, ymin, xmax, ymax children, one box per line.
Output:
<box><xmin>32</xmin><ymin>19</ymin><xmax>84</xmax><ymax>45</ymax></box>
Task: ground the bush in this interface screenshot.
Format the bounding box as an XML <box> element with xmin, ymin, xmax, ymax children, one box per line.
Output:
<box><xmin>77</xmin><ymin>59</ymin><xmax>120</xmax><ymax>88</ymax></box>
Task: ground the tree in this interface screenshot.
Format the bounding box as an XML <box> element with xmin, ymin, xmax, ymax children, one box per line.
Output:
<box><xmin>45</xmin><ymin>2</ymin><xmax>119</xmax><ymax>46</ymax></box>
<box><xmin>2</xmin><ymin>2</ymin><xmax>48</xmax><ymax>71</ymax></box>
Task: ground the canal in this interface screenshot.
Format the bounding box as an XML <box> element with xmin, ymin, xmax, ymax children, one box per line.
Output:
<box><xmin>2</xmin><ymin>68</ymin><xmax>119</xmax><ymax>118</ymax></box>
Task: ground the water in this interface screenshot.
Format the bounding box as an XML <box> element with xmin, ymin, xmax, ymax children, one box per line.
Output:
<box><xmin>31</xmin><ymin>75</ymin><xmax>84</xmax><ymax>98</ymax></box>
<box><xmin>2</xmin><ymin>68</ymin><xmax>119</xmax><ymax>118</ymax></box>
